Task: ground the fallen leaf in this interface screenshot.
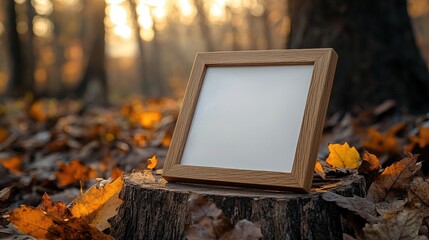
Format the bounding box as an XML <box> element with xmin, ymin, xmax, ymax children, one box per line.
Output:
<box><xmin>8</xmin><ymin>205</ymin><xmax>111</xmax><ymax>240</ymax></box>
<box><xmin>219</xmin><ymin>220</ymin><xmax>262</xmax><ymax>240</ymax></box>
<box><xmin>375</xmin><ymin>200</ymin><xmax>406</xmax><ymax>216</ymax></box>
<box><xmin>0</xmin><ymin>128</ymin><xmax>9</xmax><ymax>143</ymax></box>
<box><xmin>55</xmin><ymin>159</ymin><xmax>97</xmax><ymax>187</ymax></box>
<box><xmin>186</xmin><ymin>193</ymin><xmax>233</xmax><ymax>238</ymax></box>
<box><xmin>314</xmin><ymin>160</ymin><xmax>326</xmax><ymax>179</ymax></box>
<box><xmin>0</xmin><ymin>186</ymin><xmax>14</xmax><ymax>206</ymax></box>
<box><xmin>147</xmin><ymin>155</ymin><xmax>158</xmax><ymax>170</ymax></box>
<box><xmin>38</xmin><ymin>193</ymin><xmax>72</xmax><ymax>219</ymax></box>
<box><xmin>358</xmin><ymin>151</ymin><xmax>381</xmax><ymax>174</ymax></box>
<box><xmin>322</xmin><ymin>192</ymin><xmax>379</xmax><ymax>223</ymax></box>
<box><xmin>407</xmin><ymin>177</ymin><xmax>429</xmax><ymax>215</ymax></box>
<box><xmin>367</xmin><ymin>153</ymin><xmax>418</xmax><ymax>203</ymax></box>
<box><xmin>69</xmin><ymin>175</ymin><xmax>124</xmax><ymax>231</ymax></box>
<box><xmin>409</xmin><ymin>128</ymin><xmax>429</xmax><ymax>149</ymax></box>
<box><xmin>362</xmin><ymin>123</ymin><xmax>404</xmax><ymax>154</ymax></box>
<box><xmin>363</xmin><ymin>208</ymin><xmax>424</xmax><ymax>240</ymax></box>
<box><xmin>110</xmin><ymin>167</ymin><xmax>124</xmax><ymax>180</ymax></box>
<box><xmin>326</xmin><ymin>142</ymin><xmax>360</xmax><ymax>169</ymax></box>
<box><xmin>0</xmin><ymin>155</ymin><xmax>23</xmax><ymax>174</ymax></box>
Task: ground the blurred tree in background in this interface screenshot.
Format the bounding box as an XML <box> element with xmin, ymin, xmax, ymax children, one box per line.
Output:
<box><xmin>0</xmin><ymin>0</ymin><xmax>428</xmax><ymax>111</ymax></box>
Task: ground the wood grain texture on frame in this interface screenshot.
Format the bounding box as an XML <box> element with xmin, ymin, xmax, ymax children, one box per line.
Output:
<box><xmin>163</xmin><ymin>49</ymin><xmax>338</xmax><ymax>192</ymax></box>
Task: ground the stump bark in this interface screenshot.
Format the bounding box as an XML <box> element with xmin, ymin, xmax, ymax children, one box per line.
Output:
<box><xmin>111</xmin><ymin>174</ymin><xmax>366</xmax><ymax>240</ymax></box>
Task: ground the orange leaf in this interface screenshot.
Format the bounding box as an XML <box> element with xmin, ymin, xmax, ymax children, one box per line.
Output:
<box><xmin>8</xmin><ymin>205</ymin><xmax>111</xmax><ymax>240</ymax></box>
<box><xmin>0</xmin><ymin>155</ymin><xmax>23</xmax><ymax>174</ymax></box>
<box><xmin>362</xmin><ymin>123</ymin><xmax>404</xmax><ymax>154</ymax></box>
<box><xmin>314</xmin><ymin>160</ymin><xmax>326</xmax><ymax>179</ymax></box>
<box><xmin>38</xmin><ymin>193</ymin><xmax>72</xmax><ymax>219</ymax></box>
<box><xmin>0</xmin><ymin>128</ymin><xmax>9</xmax><ymax>143</ymax></box>
<box><xmin>110</xmin><ymin>167</ymin><xmax>124</xmax><ymax>180</ymax></box>
<box><xmin>55</xmin><ymin>159</ymin><xmax>97</xmax><ymax>187</ymax></box>
<box><xmin>326</xmin><ymin>142</ymin><xmax>360</xmax><ymax>169</ymax></box>
<box><xmin>408</xmin><ymin>127</ymin><xmax>429</xmax><ymax>149</ymax></box>
<box><xmin>367</xmin><ymin>153</ymin><xmax>418</xmax><ymax>203</ymax></box>
<box><xmin>69</xmin><ymin>176</ymin><xmax>124</xmax><ymax>231</ymax></box>
<box><xmin>358</xmin><ymin>151</ymin><xmax>381</xmax><ymax>174</ymax></box>
<box><xmin>147</xmin><ymin>155</ymin><xmax>158</xmax><ymax>170</ymax></box>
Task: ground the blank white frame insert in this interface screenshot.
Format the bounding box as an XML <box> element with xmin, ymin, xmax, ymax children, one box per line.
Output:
<box><xmin>180</xmin><ymin>65</ymin><xmax>314</xmax><ymax>173</ymax></box>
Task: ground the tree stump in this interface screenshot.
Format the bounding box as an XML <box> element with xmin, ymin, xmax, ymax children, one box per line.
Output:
<box><xmin>111</xmin><ymin>173</ymin><xmax>366</xmax><ymax>240</ymax></box>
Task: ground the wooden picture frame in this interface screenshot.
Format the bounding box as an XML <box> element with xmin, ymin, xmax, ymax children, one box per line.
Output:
<box><xmin>163</xmin><ymin>49</ymin><xmax>338</xmax><ymax>192</ymax></box>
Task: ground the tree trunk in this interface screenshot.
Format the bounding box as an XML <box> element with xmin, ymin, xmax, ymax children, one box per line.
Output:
<box><xmin>288</xmin><ymin>0</ymin><xmax>429</xmax><ymax>114</ymax></box>
<box><xmin>75</xmin><ymin>0</ymin><xmax>107</xmax><ymax>105</ymax></box>
<box><xmin>111</xmin><ymin>174</ymin><xmax>366</xmax><ymax>239</ymax></box>
<box><xmin>6</xmin><ymin>0</ymin><xmax>36</xmax><ymax>97</ymax></box>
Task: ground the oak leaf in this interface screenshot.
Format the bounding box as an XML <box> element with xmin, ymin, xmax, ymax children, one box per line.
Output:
<box><xmin>326</xmin><ymin>142</ymin><xmax>360</xmax><ymax>169</ymax></box>
<box><xmin>8</xmin><ymin>205</ymin><xmax>111</xmax><ymax>240</ymax></box>
<box><xmin>367</xmin><ymin>153</ymin><xmax>418</xmax><ymax>203</ymax></box>
<box><xmin>322</xmin><ymin>192</ymin><xmax>379</xmax><ymax>223</ymax></box>
<box><xmin>363</xmin><ymin>208</ymin><xmax>425</xmax><ymax>240</ymax></box>
<box><xmin>407</xmin><ymin>177</ymin><xmax>429</xmax><ymax>215</ymax></box>
<box><xmin>69</xmin><ymin>175</ymin><xmax>124</xmax><ymax>231</ymax></box>
<box><xmin>38</xmin><ymin>193</ymin><xmax>72</xmax><ymax>219</ymax></box>
<box><xmin>55</xmin><ymin>159</ymin><xmax>97</xmax><ymax>187</ymax></box>
<box><xmin>362</xmin><ymin>123</ymin><xmax>405</xmax><ymax>154</ymax></box>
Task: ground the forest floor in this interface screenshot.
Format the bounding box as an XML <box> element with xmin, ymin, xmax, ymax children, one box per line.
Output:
<box><xmin>0</xmin><ymin>98</ymin><xmax>428</xmax><ymax>239</ymax></box>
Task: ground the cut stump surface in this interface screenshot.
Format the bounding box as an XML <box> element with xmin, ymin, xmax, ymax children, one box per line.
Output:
<box><xmin>111</xmin><ymin>173</ymin><xmax>366</xmax><ymax>240</ymax></box>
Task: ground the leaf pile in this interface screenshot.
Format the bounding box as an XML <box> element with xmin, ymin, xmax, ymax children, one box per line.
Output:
<box><xmin>8</xmin><ymin>176</ymin><xmax>123</xmax><ymax>239</ymax></box>
<box><xmin>185</xmin><ymin>193</ymin><xmax>262</xmax><ymax>240</ymax></box>
<box><xmin>0</xmin><ymin>97</ymin><xmax>178</xmax><ymax>238</ymax></box>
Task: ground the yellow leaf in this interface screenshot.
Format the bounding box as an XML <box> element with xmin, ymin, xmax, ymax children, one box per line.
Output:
<box><xmin>70</xmin><ymin>175</ymin><xmax>124</xmax><ymax>231</ymax></box>
<box><xmin>147</xmin><ymin>155</ymin><xmax>158</xmax><ymax>170</ymax></box>
<box><xmin>326</xmin><ymin>142</ymin><xmax>360</xmax><ymax>169</ymax></box>
<box><xmin>8</xmin><ymin>206</ymin><xmax>111</xmax><ymax>240</ymax></box>
<box><xmin>358</xmin><ymin>151</ymin><xmax>381</xmax><ymax>174</ymax></box>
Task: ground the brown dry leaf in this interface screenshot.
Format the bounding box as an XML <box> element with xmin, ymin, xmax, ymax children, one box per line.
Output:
<box><xmin>0</xmin><ymin>186</ymin><xmax>14</xmax><ymax>206</ymax></box>
<box><xmin>69</xmin><ymin>175</ymin><xmax>124</xmax><ymax>231</ymax></box>
<box><xmin>147</xmin><ymin>155</ymin><xmax>158</xmax><ymax>170</ymax></box>
<box><xmin>363</xmin><ymin>208</ymin><xmax>425</xmax><ymax>240</ymax></box>
<box><xmin>186</xmin><ymin>193</ymin><xmax>233</xmax><ymax>238</ymax></box>
<box><xmin>55</xmin><ymin>159</ymin><xmax>97</xmax><ymax>187</ymax></box>
<box><xmin>407</xmin><ymin>177</ymin><xmax>429</xmax><ymax>215</ymax></box>
<box><xmin>314</xmin><ymin>160</ymin><xmax>326</xmax><ymax>179</ymax></box>
<box><xmin>219</xmin><ymin>220</ymin><xmax>262</xmax><ymax>240</ymax></box>
<box><xmin>358</xmin><ymin>151</ymin><xmax>381</xmax><ymax>174</ymax></box>
<box><xmin>367</xmin><ymin>153</ymin><xmax>418</xmax><ymax>203</ymax></box>
<box><xmin>326</xmin><ymin>142</ymin><xmax>360</xmax><ymax>169</ymax></box>
<box><xmin>8</xmin><ymin>205</ymin><xmax>111</xmax><ymax>240</ymax></box>
<box><xmin>38</xmin><ymin>193</ymin><xmax>72</xmax><ymax>219</ymax></box>
<box><xmin>362</xmin><ymin>123</ymin><xmax>404</xmax><ymax>154</ymax></box>
<box><xmin>322</xmin><ymin>192</ymin><xmax>379</xmax><ymax>223</ymax></box>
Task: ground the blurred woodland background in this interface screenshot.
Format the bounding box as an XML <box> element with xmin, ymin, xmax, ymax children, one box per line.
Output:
<box><xmin>0</xmin><ymin>0</ymin><xmax>428</xmax><ymax>113</ymax></box>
